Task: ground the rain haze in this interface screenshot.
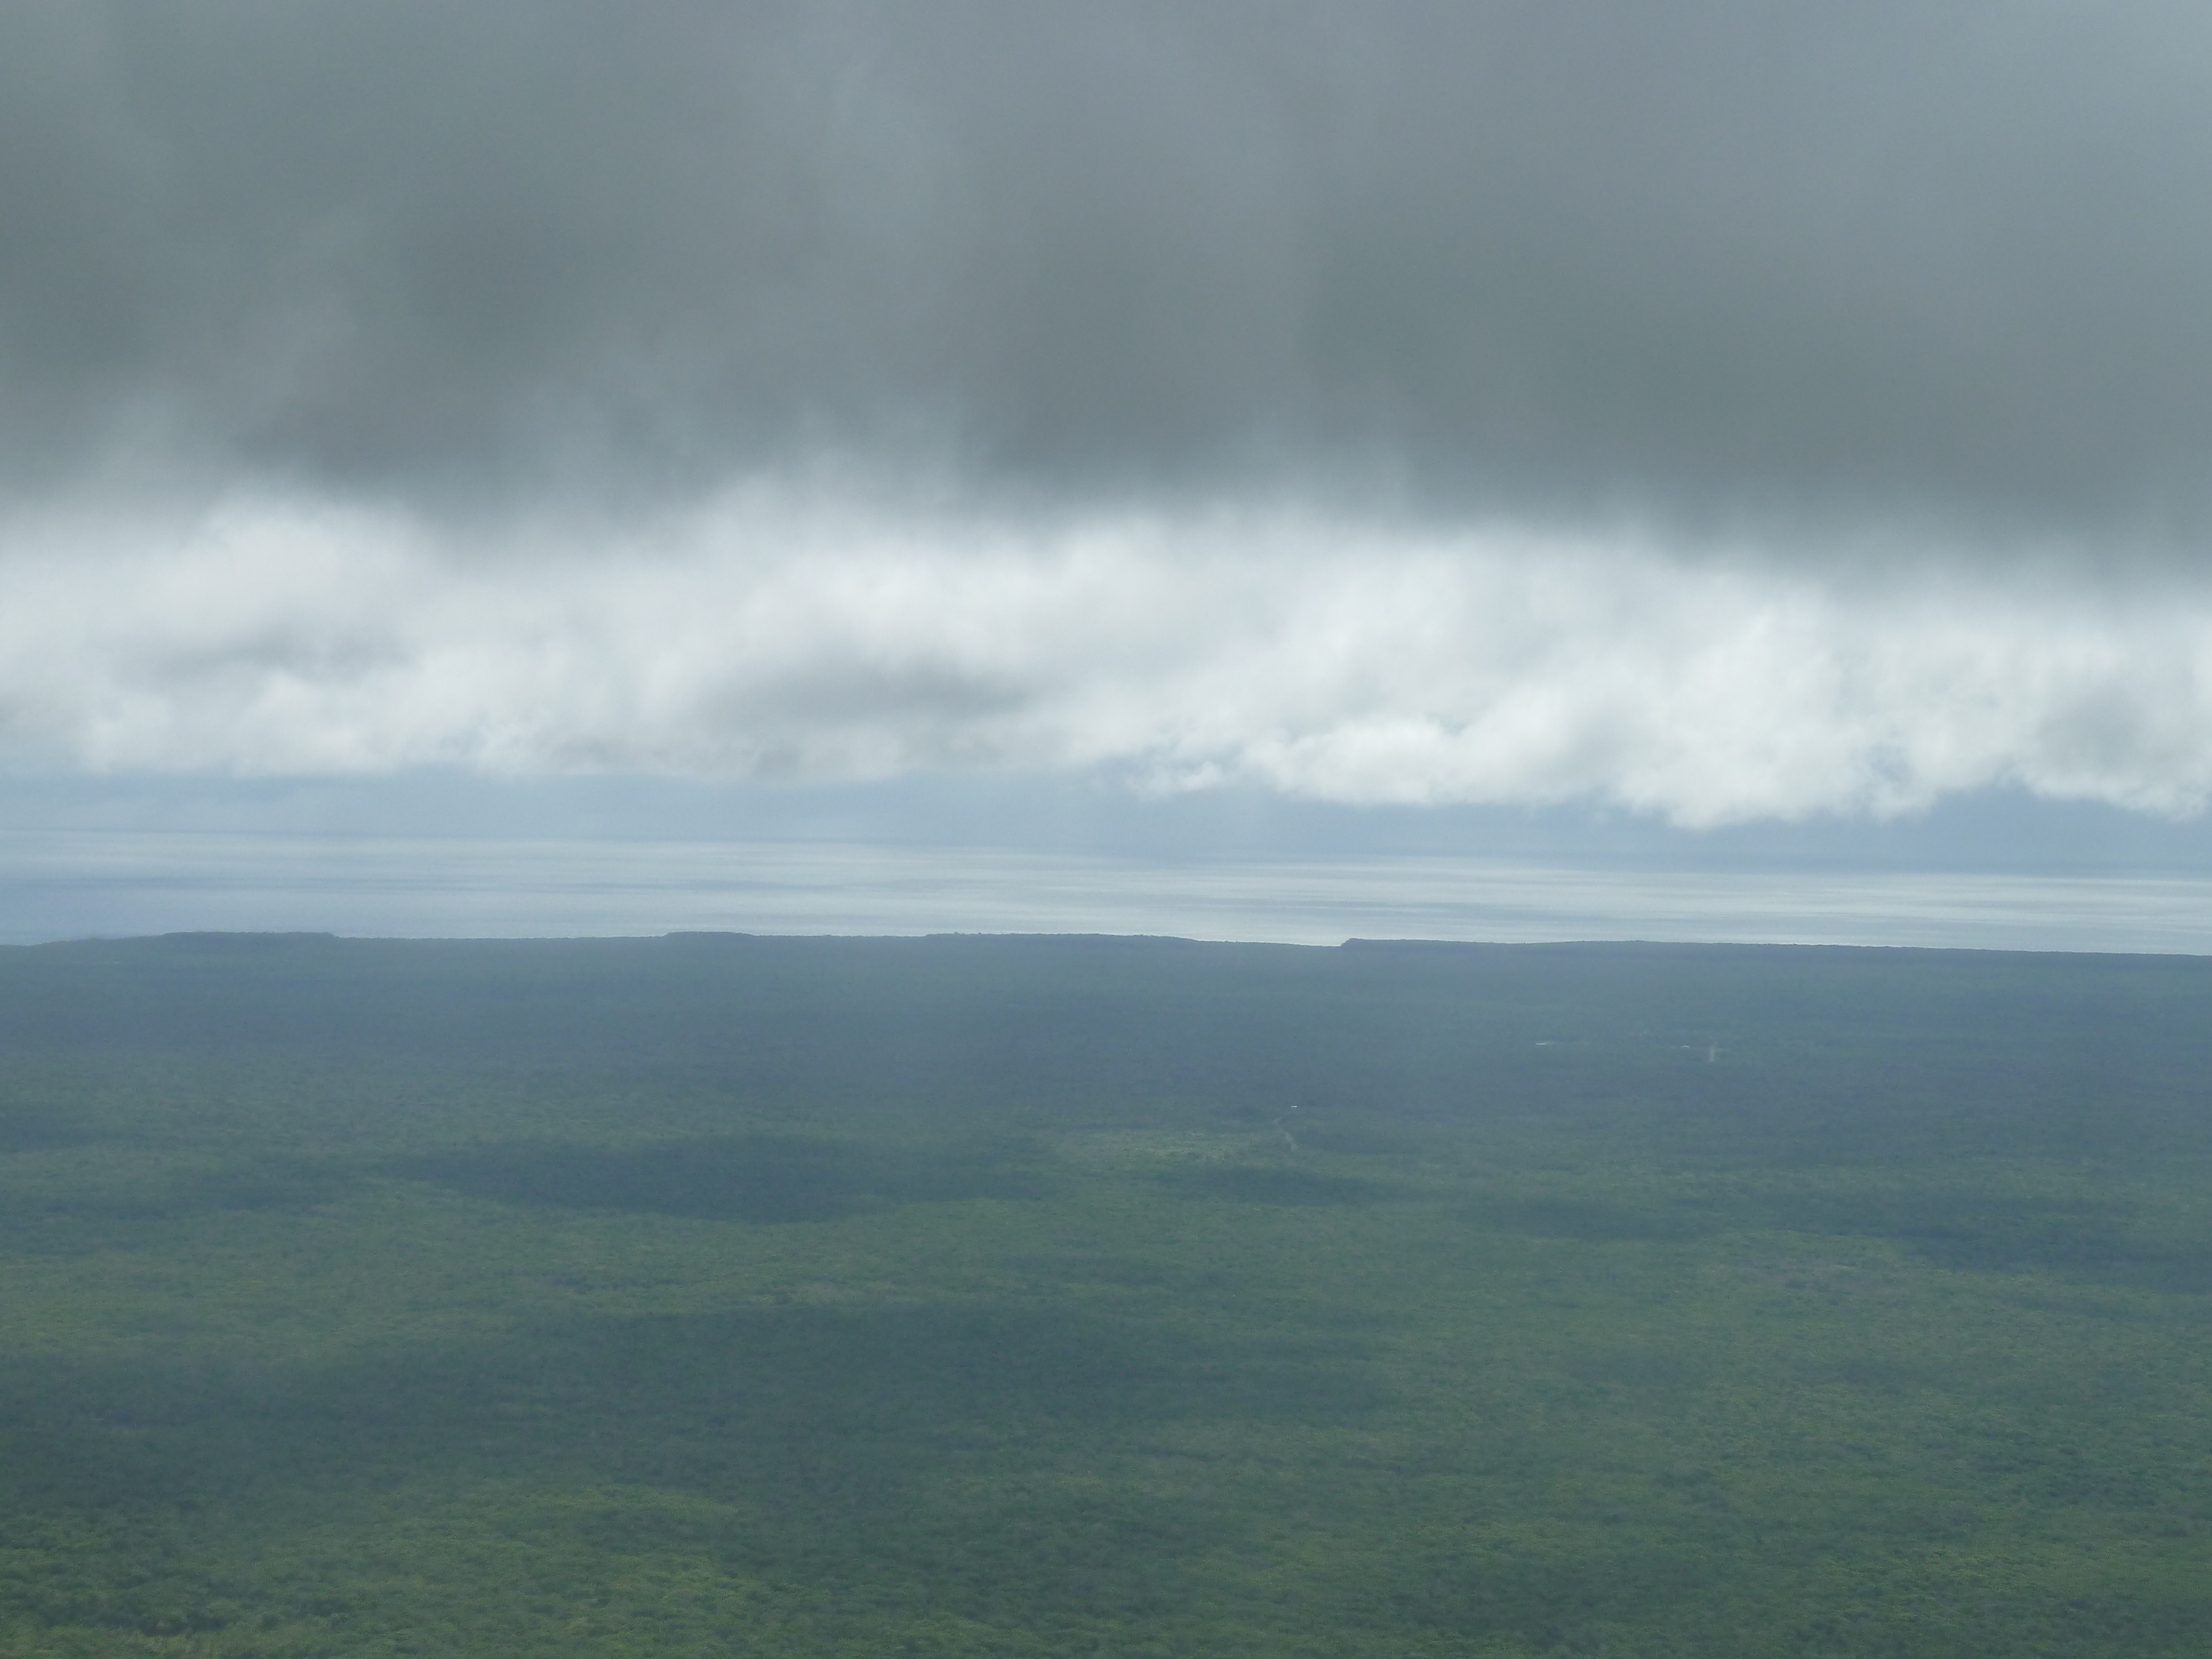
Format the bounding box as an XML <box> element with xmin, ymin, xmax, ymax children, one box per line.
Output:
<box><xmin>7</xmin><ymin>0</ymin><xmax>2212</xmax><ymax>944</ymax></box>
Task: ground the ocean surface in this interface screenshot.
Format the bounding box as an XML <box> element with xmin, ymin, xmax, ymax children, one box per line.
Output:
<box><xmin>4</xmin><ymin>828</ymin><xmax>2210</xmax><ymax>953</ymax></box>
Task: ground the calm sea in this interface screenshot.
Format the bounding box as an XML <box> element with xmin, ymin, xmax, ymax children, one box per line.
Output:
<box><xmin>3</xmin><ymin>829</ymin><xmax>2209</xmax><ymax>953</ymax></box>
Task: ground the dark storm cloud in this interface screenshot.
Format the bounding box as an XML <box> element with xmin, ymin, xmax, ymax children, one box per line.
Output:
<box><xmin>7</xmin><ymin>0</ymin><xmax>2212</xmax><ymax>535</ymax></box>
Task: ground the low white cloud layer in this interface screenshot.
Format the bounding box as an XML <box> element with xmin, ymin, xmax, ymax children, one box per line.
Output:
<box><xmin>8</xmin><ymin>488</ymin><xmax>2212</xmax><ymax>827</ymax></box>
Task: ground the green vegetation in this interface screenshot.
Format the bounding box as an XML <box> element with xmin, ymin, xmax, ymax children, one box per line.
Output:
<box><xmin>1</xmin><ymin>931</ymin><xmax>2209</xmax><ymax>1656</ymax></box>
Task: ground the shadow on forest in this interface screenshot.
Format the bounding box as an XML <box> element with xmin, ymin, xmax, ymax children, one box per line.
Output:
<box><xmin>1785</xmin><ymin>1191</ymin><xmax>2212</xmax><ymax>1291</ymax></box>
<box><xmin>1</xmin><ymin>1157</ymin><xmax>357</xmax><ymax>1255</ymax></box>
<box><xmin>1467</xmin><ymin>1195</ymin><xmax>1730</xmax><ymax>1243</ymax></box>
<box><xmin>0</xmin><ymin>1294</ymin><xmax>1389</xmax><ymax>1641</ymax></box>
<box><xmin>1160</xmin><ymin>1166</ymin><xmax>1390</xmax><ymax>1206</ymax></box>
<box><xmin>0</xmin><ymin>1297</ymin><xmax>1387</xmax><ymax>1531</ymax></box>
<box><xmin>0</xmin><ymin>1105</ymin><xmax>101</xmax><ymax>1155</ymax></box>
<box><xmin>395</xmin><ymin>1134</ymin><xmax>1050</xmax><ymax>1223</ymax></box>
<box><xmin>1463</xmin><ymin>1185</ymin><xmax>2212</xmax><ymax>1291</ymax></box>
<box><xmin>1291</xmin><ymin>1125</ymin><xmax>1427</xmax><ymax>1156</ymax></box>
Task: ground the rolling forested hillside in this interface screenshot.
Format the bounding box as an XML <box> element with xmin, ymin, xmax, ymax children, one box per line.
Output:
<box><xmin>1</xmin><ymin>932</ymin><xmax>2209</xmax><ymax>1656</ymax></box>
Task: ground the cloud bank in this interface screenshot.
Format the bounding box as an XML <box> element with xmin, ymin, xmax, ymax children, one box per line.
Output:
<box><xmin>8</xmin><ymin>3</ymin><xmax>2212</xmax><ymax>823</ymax></box>
<box><xmin>6</xmin><ymin>0</ymin><xmax>2212</xmax><ymax>539</ymax></box>
<box><xmin>7</xmin><ymin>493</ymin><xmax>2210</xmax><ymax>825</ymax></box>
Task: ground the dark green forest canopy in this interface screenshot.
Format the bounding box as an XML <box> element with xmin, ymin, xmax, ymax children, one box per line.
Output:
<box><xmin>1</xmin><ymin>932</ymin><xmax>2209</xmax><ymax>1656</ymax></box>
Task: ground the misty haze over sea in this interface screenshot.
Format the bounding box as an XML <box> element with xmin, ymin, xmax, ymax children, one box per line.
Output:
<box><xmin>9</xmin><ymin>828</ymin><xmax>2211</xmax><ymax>954</ymax></box>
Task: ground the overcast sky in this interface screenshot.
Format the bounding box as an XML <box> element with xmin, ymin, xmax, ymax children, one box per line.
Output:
<box><xmin>7</xmin><ymin>0</ymin><xmax>2212</xmax><ymax>908</ymax></box>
